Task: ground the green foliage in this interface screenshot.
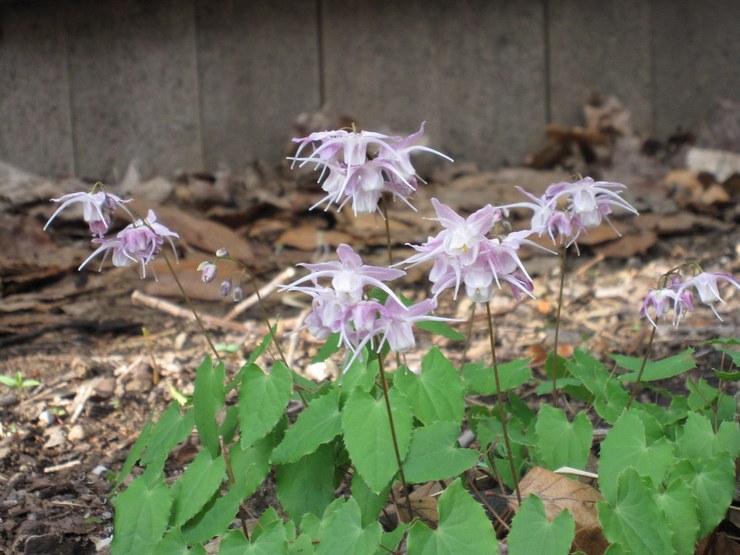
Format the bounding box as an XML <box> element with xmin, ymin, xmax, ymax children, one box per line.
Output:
<box><xmin>462</xmin><ymin>358</ymin><xmax>532</xmax><ymax>394</ymax></box>
<box><xmin>341</xmin><ymin>387</ymin><xmax>412</xmax><ymax>494</ymax></box>
<box><xmin>239</xmin><ymin>361</ymin><xmax>293</xmax><ymax>449</ymax></box>
<box><xmin>508</xmin><ymin>495</ymin><xmax>574</xmax><ymax>555</ymax></box>
<box><xmin>407</xmin><ymin>479</ymin><xmax>498</xmax><ymax>554</ymax></box>
<box><xmin>612</xmin><ymin>348</ymin><xmax>695</xmax><ymax>382</ymax></box>
<box><xmin>403</xmin><ymin>421</ymin><xmax>479</xmax><ymax>483</ymax></box>
<box><xmin>140</xmin><ymin>403</ymin><xmax>195</xmax><ymax>468</ymax></box>
<box><xmin>315</xmin><ymin>497</ymin><xmax>382</xmax><ymax>555</ymax></box>
<box><xmin>271</xmin><ymin>386</ymin><xmax>342</xmax><ymax>464</ymax></box>
<box><xmin>170</xmin><ymin>449</ymin><xmax>226</xmax><ymax>527</ymax></box>
<box><xmin>276</xmin><ymin>444</ymin><xmax>336</xmax><ymax>522</ymax></box>
<box><xmin>395</xmin><ymin>347</ymin><xmax>466</xmax><ymax>426</ymax></box>
<box><xmin>533</xmin><ymin>404</ymin><xmax>592</xmax><ymax>470</ymax></box>
<box><xmin>0</xmin><ymin>370</ymin><xmax>41</xmax><ymax>398</ymax></box>
<box><xmin>598</xmin><ymin>468</ymin><xmax>674</xmax><ymax>554</ymax></box>
<box><xmin>112</xmin><ymin>466</ymin><xmax>173</xmax><ymax>555</ymax></box>
<box><xmin>193</xmin><ymin>357</ymin><xmax>225</xmax><ymax>458</ymax></box>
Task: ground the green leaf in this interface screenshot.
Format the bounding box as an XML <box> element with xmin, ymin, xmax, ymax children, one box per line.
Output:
<box><xmin>271</xmin><ymin>387</ymin><xmax>342</xmax><ymax>464</ymax></box>
<box><xmin>508</xmin><ymin>495</ymin><xmax>574</xmax><ymax>555</ymax></box>
<box><xmin>312</xmin><ymin>332</ymin><xmax>341</xmax><ymax>363</ymax></box>
<box><xmin>395</xmin><ymin>347</ymin><xmax>466</xmax><ymax>426</ymax></box>
<box><xmin>316</xmin><ymin>497</ymin><xmax>382</xmax><ymax>555</ymax></box>
<box><xmin>193</xmin><ymin>357</ymin><xmax>226</xmax><ymax>458</ymax></box>
<box><xmin>612</xmin><ymin>348</ymin><xmax>695</xmax><ymax>382</ymax></box>
<box><xmin>0</xmin><ymin>375</ymin><xmax>17</xmax><ymax>387</ymax></box>
<box><xmin>714</xmin><ymin>369</ymin><xmax>740</xmax><ymax>381</ymax></box>
<box><xmin>239</xmin><ymin>362</ymin><xmax>293</xmax><ymax>449</ymax></box>
<box><xmin>181</xmin><ymin>486</ymin><xmax>244</xmax><ymax>545</ymax></box>
<box><xmin>534</xmin><ymin>405</ymin><xmax>592</xmax><ymax>470</ymax></box>
<box><xmin>407</xmin><ymin>479</ymin><xmax>498</xmax><ymax>554</ymax></box>
<box><xmin>116</xmin><ymin>417</ymin><xmax>154</xmax><ymax>487</ymax></box>
<box><xmin>462</xmin><ymin>359</ymin><xmax>531</xmax><ymax>395</ymax></box>
<box><xmin>351</xmin><ymin>472</ymin><xmax>390</xmax><ymax>528</ymax></box>
<box><xmin>340</xmin><ymin>356</ymin><xmax>378</xmax><ymax>394</ymax></box>
<box><xmin>219</xmin><ymin>523</ymin><xmax>287</xmax><ymax>555</ymax></box>
<box><xmin>597</xmin><ymin>468</ymin><xmax>673</xmax><ymax>555</ymax></box>
<box><xmin>112</xmin><ymin>467</ymin><xmax>172</xmax><ymax>555</ymax></box>
<box><xmin>230</xmin><ymin>430</ymin><xmax>277</xmax><ymax>498</ymax></box>
<box><xmin>677</xmin><ymin>411</ymin><xmax>740</xmax><ymax>463</ymax></box>
<box><xmin>276</xmin><ymin>444</ymin><xmax>335</xmax><ymax>522</ymax></box>
<box><xmin>598</xmin><ymin>411</ymin><xmax>674</xmax><ymax>503</ymax></box>
<box><xmin>655</xmin><ymin>478</ymin><xmax>699</xmax><ymax>555</ymax></box>
<box><xmin>416</xmin><ymin>320</ymin><xmax>465</xmax><ymax>341</ymax></box>
<box><xmin>153</xmin><ymin>529</ymin><xmax>207</xmax><ymax>555</ymax></box>
<box><xmin>403</xmin><ymin>422</ymin><xmax>479</xmax><ymax>483</ymax></box>
<box><xmin>669</xmin><ymin>454</ymin><xmax>735</xmax><ymax>538</ymax></box>
<box><xmin>378</xmin><ymin>523</ymin><xmax>408</xmax><ymax>554</ymax></box>
<box><xmin>686</xmin><ymin>378</ymin><xmax>717</xmax><ymax>411</ymax></box>
<box><xmin>567</xmin><ymin>350</ymin><xmax>628</xmax><ymax>423</ymax></box>
<box><xmin>705</xmin><ymin>337</ymin><xmax>740</xmax><ymax>366</ymax></box>
<box><xmin>140</xmin><ymin>404</ymin><xmax>195</xmax><ymax>467</ymax></box>
<box><xmin>342</xmin><ymin>387</ymin><xmax>412</xmax><ymax>494</ymax></box>
<box><xmin>171</xmin><ymin>449</ymin><xmax>226</xmax><ymax>527</ymax></box>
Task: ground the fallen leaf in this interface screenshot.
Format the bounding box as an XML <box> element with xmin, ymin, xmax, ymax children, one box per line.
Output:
<box><xmin>509</xmin><ymin>466</ymin><xmax>608</xmax><ymax>555</ymax></box>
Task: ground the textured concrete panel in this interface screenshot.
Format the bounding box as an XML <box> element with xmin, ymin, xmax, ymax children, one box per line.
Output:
<box><xmin>0</xmin><ymin>1</ymin><xmax>74</xmax><ymax>176</ymax></box>
<box><xmin>548</xmin><ymin>0</ymin><xmax>652</xmax><ymax>133</ymax></box>
<box><xmin>434</xmin><ymin>1</ymin><xmax>547</xmax><ymax>167</ymax></box>
<box><xmin>650</xmin><ymin>0</ymin><xmax>740</xmax><ymax>138</ymax></box>
<box><xmin>194</xmin><ymin>0</ymin><xmax>320</xmax><ymax>169</ymax></box>
<box><xmin>321</xmin><ymin>0</ymin><xmax>546</xmax><ymax>169</ymax></box>
<box><xmin>66</xmin><ymin>0</ymin><xmax>202</xmax><ymax>180</ymax></box>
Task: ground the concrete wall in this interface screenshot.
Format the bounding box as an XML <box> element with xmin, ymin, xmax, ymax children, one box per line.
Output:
<box><xmin>0</xmin><ymin>0</ymin><xmax>738</xmax><ymax>179</ymax></box>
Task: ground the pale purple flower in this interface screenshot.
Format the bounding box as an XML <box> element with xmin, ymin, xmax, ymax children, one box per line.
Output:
<box><xmin>198</xmin><ymin>261</ymin><xmax>217</xmax><ymax>283</ymax></box>
<box><xmin>506</xmin><ymin>187</ymin><xmax>582</xmax><ymax>247</ymax></box>
<box><xmin>549</xmin><ymin>177</ymin><xmax>638</xmax><ymax>232</ymax></box>
<box><xmin>678</xmin><ymin>272</ymin><xmax>740</xmax><ymax>320</ymax></box>
<box><xmin>641</xmin><ymin>285</ymin><xmax>694</xmax><ymax>328</ymax></box>
<box><xmin>44</xmin><ymin>191</ymin><xmax>132</xmax><ymax>238</ymax></box>
<box><xmin>376</xmin><ymin>297</ymin><xmax>448</xmax><ymax>353</ymax></box>
<box><xmin>78</xmin><ymin>209</ymin><xmax>178</xmax><ymax>278</ymax></box>
<box><xmin>288</xmin><ymin>244</ymin><xmax>404</xmax><ymax>305</ymax></box>
<box><xmin>400</xmin><ymin>199</ymin><xmax>534</xmax><ymax>303</ymax></box>
<box><xmin>290</xmin><ymin>123</ymin><xmax>451</xmax><ymax>214</ymax></box>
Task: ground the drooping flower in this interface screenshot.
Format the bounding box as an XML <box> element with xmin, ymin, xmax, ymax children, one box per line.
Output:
<box><xmin>289</xmin><ymin>123</ymin><xmax>452</xmax><ymax>214</ymax></box>
<box><xmin>641</xmin><ymin>282</ymin><xmax>694</xmax><ymax>328</ymax></box>
<box><xmin>44</xmin><ymin>191</ymin><xmax>132</xmax><ymax>238</ymax></box>
<box><xmin>282</xmin><ymin>244</ymin><xmax>453</xmax><ymax>368</ymax></box>
<box><xmin>400</xmin><ymin>199</ymin><xmax>535</xmax><ymax>303</ymax></box>
<box><xmin>78</xmin><ymin>209</ymin><xmax>178</xmax><ymax>278</ymax></box>
<box><xmin>678</xmin><ymin>272</ymin><xmax>740</xmax><ymax>321</ymax></box>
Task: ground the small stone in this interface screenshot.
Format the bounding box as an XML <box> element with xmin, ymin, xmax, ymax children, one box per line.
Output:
<box><xmin>38</xmin><ymin>410</ymin><xmax>56</xmax><ymax>427</ymax></box>
<box><xmin>94</xmin><ymin>378</ymin><xmax>116</xmax><ymax>399</ymax></box>
<box><xmin>67</xmin><ymin>424</ymin><xmax>87</xmax><ymax>442</ymax></box>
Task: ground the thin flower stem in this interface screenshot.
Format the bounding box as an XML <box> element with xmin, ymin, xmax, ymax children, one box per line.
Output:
<box><xmin>219</xmin><ymin>436</ymin><xmax>251</xmax><ymax>541</ymax></box>
<box><xmin>381</xmin><ymin>195</ymin><xmax>403</xmax><ymax>368</ymax></box>
<box><xmin>551</xmin><ymin>246</ymin><xmax>568</xmax><ymax>409</ymax></box>
<box><xmin>626</xmin><ymin>322</ymin><xmax>657</xmax><ymax>409</ymax></box>
<box><xmin>460</xmin><ymin>303</ymin><xmax>477</xmax><ymax>370</ymax></box>
<box><xmin>161</xmin><ymin>251</ymin><xmax>221</xmax><ymax>362</ymax></box>
<box><xmin>376</xmin><ymin>351</ymin><xmax>414</xmax><ymax>519</ymax></box>
<box><xmin>485</xmin><ymin>302</ymin><xmax>522</xmax><ymax>504</ymax></box>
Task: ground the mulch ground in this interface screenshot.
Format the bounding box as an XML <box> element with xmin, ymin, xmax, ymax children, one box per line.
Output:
<box><xmin>1</xmin><ymin>108</ymin><xmax>739</xmax><ymax>553</ymax></box>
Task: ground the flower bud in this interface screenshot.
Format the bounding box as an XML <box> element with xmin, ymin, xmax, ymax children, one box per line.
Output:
<box><xmin>232</xmin><ymin>285</ymin><xmax>244</xmax><ymax>302</ymax></box>
<box><xmin>198</xmin><ymin>261</ymin><xmax>217</xmax><ymax>283</ymax></box>
<box><xmin>215</xmin><ymin>248</ymin><xmax>229</xmax><ymax>258</ymax></box>
<box><xmin>219</xmin><ymin>279</ymin><xmax>232</xmax><ymax>297</ymax></box>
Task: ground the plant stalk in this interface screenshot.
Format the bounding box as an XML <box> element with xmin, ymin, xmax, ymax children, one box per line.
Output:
<box><xmin>551</xmin><ymin>246</ymin><xmax>568</xmax><ymax>409</ymax></box>
<box><xmin>626</xmin><ymin>322</ymin><xmax>657</xmax><ymax>409</ymax></box>
<box><xmin>376</xmin><ymin>351</ymin><xmax>414</xmax><ymax>519</ymax></box>
<box><xmin>485</xmin><ymin>302</ymin><xmax>522</xmax><ymax>504</ymax></box>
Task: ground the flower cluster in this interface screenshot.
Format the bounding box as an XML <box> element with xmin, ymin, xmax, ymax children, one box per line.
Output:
<box><xmin>198</xmin><ymin>248</ymin><xmax>247</xmax><ymax>302</ymax></box>
<box><xmin>290</xmin><ymin>123</ymin><xmax>452</xmax><ymax>214</ymax></box>
<box><xmin>282</xmin><ymin>244</ymin><xmax>450</xmax><ymax>366</ymax></box>
<box><xmin>641</xmin><ymin>271</ymin><xmax>740</xmax><ymax>327</ymax></box>
<box><xmin>400</xmin><ymin>199</ymin><xmax>538</xmax><ymax>303</ymax></box>
<box><xmin>507</xmin><ymin>177</ymin><xmax>639</xmax><ymax>249</ymax></box>
<box><xmin>44</xmin><ymin>190</ymin><xmax>178</xmax><ymax>279</ymax></box>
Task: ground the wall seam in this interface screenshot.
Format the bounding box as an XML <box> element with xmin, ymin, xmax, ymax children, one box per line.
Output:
<box><xmin>543</xmin><ymin>0</ymin><xmax>552</xmax><ymax>124</ymax></box>
<box><xmin>316</xmin><ymin>0</ymin><xmax>325</xmax><ymax>107</ymax></box>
